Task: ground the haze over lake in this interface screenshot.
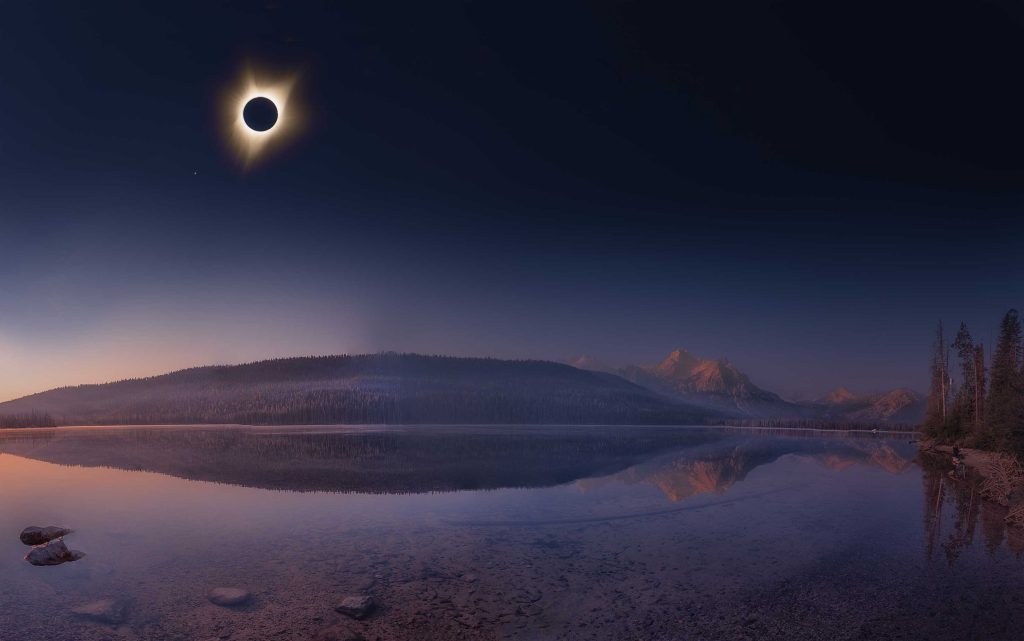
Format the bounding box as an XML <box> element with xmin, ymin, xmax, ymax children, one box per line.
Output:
<box><xmin>3</xmin><ymin>425</ymin><xmax>1022</xmax><ymax>641</ymax></box>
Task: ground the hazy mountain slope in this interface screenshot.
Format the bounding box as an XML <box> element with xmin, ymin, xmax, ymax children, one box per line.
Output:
<box><xmin>0</xmin><ymin>353</ymin><xmax>717</xmax><ymax>426</ymax></box>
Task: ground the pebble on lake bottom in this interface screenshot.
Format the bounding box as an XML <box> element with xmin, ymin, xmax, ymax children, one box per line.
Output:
<box><xmin>335</xmin><ymin>595</ymin><xmax>375</xmax><ymax>620</ymax></box>
<box><xmin>207</xmin><ymin>587</ymin><xmax>252</xmax><ymax>607</ymax></box>
<box><xmin>313</xmin><ymin>624</ymin><xmax>368</xmax><ymax>641</ymax></box>
<box><xmin>70</xmin><ymin>599</ymin><xmax>129</xmax><ymax>625</ymax></box>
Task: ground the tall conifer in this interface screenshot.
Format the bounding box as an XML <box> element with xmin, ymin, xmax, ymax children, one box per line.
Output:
<box><xmin>973</xmin><ymin>343</ymin><xmax>986</xmax><ymax>433</ymax></box>
<box><xmin>924</xmin><ymin>321</ymin><xmax>951</xmax><ymax>435</ymax></box>
<box><xmin>951</xmin><ymin>322</ymin><xmax>976</xmax><ymax>435</ymax></box>
<box><xmin>986</xmin><ymin>309</ymin><xmax>1023</xmax><ymax>448</ymax></box>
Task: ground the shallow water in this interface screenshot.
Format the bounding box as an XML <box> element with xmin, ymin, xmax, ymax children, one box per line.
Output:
<box><xmin>1</xmin><ymin>425</ymin><xmax>1022</xmax><ymax>641</ymax></box>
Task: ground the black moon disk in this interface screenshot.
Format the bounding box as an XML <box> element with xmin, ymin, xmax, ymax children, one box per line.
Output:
<box><xmin>243</xmin><ymin>97</ymin><xmax>278</xmax><ymax>132</ymax></box>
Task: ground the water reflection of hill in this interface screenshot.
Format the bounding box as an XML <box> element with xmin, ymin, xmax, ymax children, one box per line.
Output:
<box><xmin>0</xmin><ymin>426</ymin><xmax>721</xmax><ymax>493</ymax></box>
<box><xmin>0</xmin><ymin>426</ymin><xmax>915</xmax><ymax>496</ymax></box>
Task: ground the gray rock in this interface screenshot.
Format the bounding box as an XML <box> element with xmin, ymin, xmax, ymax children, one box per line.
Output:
<box><xmin>25</xmin><ymin>539</ymin><xmax>85</xmax><ymax>566</ymax></box>
<box><xmin>208</xmin><ymin>587</ymin><xmax>252</xmax><ymax>607</ymax></box>
<box><xmin>20</xmin><ymin>526</ymin><xmax>72</xmax><ymax>546</ymax></box>
<box><xmin>335</xmin><ymin>595</ymin><xmax>375</xmax><ymax>619</ymax></box>
<box><xmin>71</xmin><ymin>599</ymin><xmax>128</xmax><ymax>624</ymax></box>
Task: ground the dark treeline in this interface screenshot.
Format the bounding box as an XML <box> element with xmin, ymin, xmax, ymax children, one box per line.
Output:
<box><xmin>42</xmin><ymin>384</ymin><xmax>700</xmax><ymax>426</ymax></box>
<box><xmin>924</xmin><ymin>310</ymin><xmax>1024</xmax><ymax>454</ymax></box>
<box><xmin>0</xmin><ymin>412</ymin><xmax>56</xmax><ymax>428</ymax></box>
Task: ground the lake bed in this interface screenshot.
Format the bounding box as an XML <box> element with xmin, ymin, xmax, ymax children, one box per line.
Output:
<box><xmin>1</xmin><ymin>425</ymin><xmax>1022</xmax><ymax>641</ymax></box>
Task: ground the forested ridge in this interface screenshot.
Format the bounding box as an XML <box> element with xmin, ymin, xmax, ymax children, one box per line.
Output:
<box><xmin>0</xmin><ymin>353</ymin><xmax>713</xmax><ymax>427</ymax></box>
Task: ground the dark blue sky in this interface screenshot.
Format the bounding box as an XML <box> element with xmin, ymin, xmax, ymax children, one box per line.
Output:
<box><xmin>2</xmin><ymin>1</ymin><xmax>1023</xmax><ymax>400</ymax></box>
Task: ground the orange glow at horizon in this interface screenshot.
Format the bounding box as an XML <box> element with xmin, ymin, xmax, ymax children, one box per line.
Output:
<box><xmin>0</xmin><ymin>303</ymin><xmax>365</xmax><ymax>403</ymax></box>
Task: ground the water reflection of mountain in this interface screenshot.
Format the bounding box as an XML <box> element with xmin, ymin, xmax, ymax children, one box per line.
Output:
<box><xmin>579</xmin><ymin>438</ymin><xmax>915</xmax><ymax>501</ymax></box>
<box><xmin>0</xmin><ymin>426</ymin><xmax>915</xmax><ymax>496</ymax></box>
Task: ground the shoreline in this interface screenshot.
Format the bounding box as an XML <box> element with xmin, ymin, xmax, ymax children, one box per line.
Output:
<box><xmin>920</xmin><ymin>442</ymin><xmax>993</xmax><ymax>470</ymax></box>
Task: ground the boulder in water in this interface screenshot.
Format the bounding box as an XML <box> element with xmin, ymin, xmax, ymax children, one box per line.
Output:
<box><xmin>25</xmin><ymin>539</ymin><xmax>85</xmax><ymax>566</ymax></box>
<box><xmin>71</xmin><ymin>599</ymin><xmax>128</xmax><ymax>624</ymax></box>
<box><xmin>20</xmin><ymin>526</ymin><xmax>72</xmax><ymax>546</ymax></box>
<box><xmin>208</xmin><ymin>587</ymin><xmax>252</xmax><ymax>607</ymax></box>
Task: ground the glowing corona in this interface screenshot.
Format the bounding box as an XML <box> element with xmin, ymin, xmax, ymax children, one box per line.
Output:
<box><xmin>221</xmin><ymin>66</ymin><xmax>301</xmax><ymax>168</ymax></box>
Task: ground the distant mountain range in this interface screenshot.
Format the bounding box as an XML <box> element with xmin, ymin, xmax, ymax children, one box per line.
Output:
<box><xmin>569</xmin><ymin>349</ymin><xmax>925</xmax><ymax>424</ymax></box>
<box><xmin>814</xmin><ymin>386</ymin><xmax>925</xmax><ymax>424</ymax></box>
<box><xmin>0</xmin><ymin>350</ymin><xmax>924</xmax><ymax>428</ymax></box>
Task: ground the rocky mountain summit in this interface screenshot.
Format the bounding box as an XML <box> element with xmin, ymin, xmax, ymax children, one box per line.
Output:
<box><xmin>573</xmin><ymin>349</ymin><xmax>810</xmax><ymax>418</ymax></box>
<box><xmin>571</xmin><ymin>349</ymin><xmax>924</xmax><ymax>423</ymax></box>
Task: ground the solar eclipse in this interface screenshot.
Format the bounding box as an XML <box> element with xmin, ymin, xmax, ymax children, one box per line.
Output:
<box><xmin>221</xmin><ymin>65</ymin><xmax>301</xmax><ymax>168</ymax></box>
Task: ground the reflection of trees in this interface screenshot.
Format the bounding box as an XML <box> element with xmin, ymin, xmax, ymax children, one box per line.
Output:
<box><xmin>1007</xmin><ymin>521</ymin><xmax>1024</xmax><ymax>554</ymax></box>
<box><xmin>920</xmin><ymin>453</ymin><xmax>980</xmax><ymax>565</ymax></box>
<box><xmin>921</xmin><ymin>461</ymin><xmax>944</xmax><ymax>562</ymax></box>
<box><xmin>941</xmin><ymin>479</ymin><xmax>978</xmax><ymax>565</ymax></box>
<box><xmin>919</xmin><ymin>451</ymin><xmax>1023</xmax><ymax>565</ymax></box>
<box><xmin>980</xmin><ymin>502</ymin><xmax>1007</xmax><ymax>554</ymax></box>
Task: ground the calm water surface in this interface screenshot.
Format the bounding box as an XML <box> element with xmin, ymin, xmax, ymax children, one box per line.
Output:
<box><xmin>1</xmin><ymin>425</ymin><xmax>1022</xmax><ymax>641</ymax></box>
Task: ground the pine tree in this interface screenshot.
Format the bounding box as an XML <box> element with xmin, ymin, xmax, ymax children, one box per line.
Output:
<box><xmin>951</xmin><ymin>322</ymin><xmax>976</xmax><ymax>436</ymax></box>
<box><xmin>924</xmin><ymin>321</ymin><xmax>952</xmax><ymax>436</ymax></box>
<box><xmin>986</xmin><ymin>309</ymin><xmax>1023</xmax><ymax>449</ymax></box>
<box><xmin>973</xmin><ymin>343</ymin><xmax>986</xmax><ymax>434</ymax></box>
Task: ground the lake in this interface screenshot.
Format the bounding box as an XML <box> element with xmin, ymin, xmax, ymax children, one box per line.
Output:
<box><xmin>1</xmin><ymin>425</ymin><xmax>1022</xmax><ymax>641</ymax></box>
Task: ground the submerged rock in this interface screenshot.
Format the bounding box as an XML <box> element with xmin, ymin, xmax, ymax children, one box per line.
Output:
<box><xmin>71</xmin><ymin>598</ymin><xmax>128</xmax><ymax>624</ymax></box>
<box><xmin>208</xmin><ymin>587</ymin><xmax>252</xmax><ymax>607</ymax></box>
<box><xmin>20</xmin><ymin>526</ymin><xmax>72</xmax><ymax>546</ymax></box>
<box><xmin>25</xmin><ymin>539</ymin><xmax>85</xmax><ymax>566</ymax></box>
<box><xmin>335</xmin><ymin>595</ymin><xmax>375</xmax><ymax>619</ymax></box>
